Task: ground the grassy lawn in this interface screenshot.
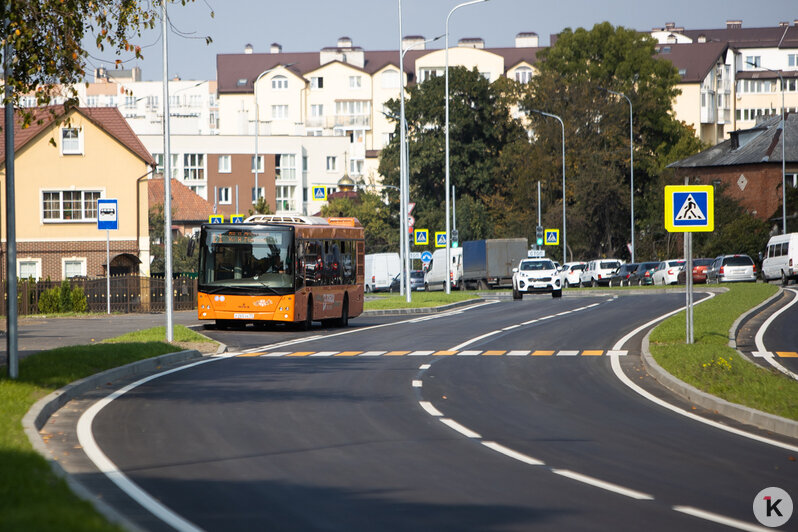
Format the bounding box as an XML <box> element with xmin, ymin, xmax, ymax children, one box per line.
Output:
<box><xmin>364</xmin><ymin>290</ymin><xmax>481</xmax><ymax>310</ymax></box>
<box><xmin>649</xmin><ymin>283</ymin><xmax>798</xmax><ymax>421</ymax></box>
<box><xmin>0</xmin><ymin>325</ymin><xmax>214</xmax><ymax>532</ymax></box>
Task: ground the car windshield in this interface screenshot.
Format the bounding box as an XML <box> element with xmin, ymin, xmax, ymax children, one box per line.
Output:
<box><xmin>572</xmin><ymin>264</ymin><xmax>585</xmax><ymax>271</ymax></box>
<box><xmin>521</xmin><ymin>260</ymin><xmax>555</xmax><ymax>271</ymax></box>
<box><xmin>724</xmin><ymin>256</ymin><xmax>753</xmax><ymax>266</ymax></box>
<box><xmin>636</xmin><ymin>262</ymin><xmax>659</xmax><ymax>272</ymax></box>
<box><xmin>600</xmin><ymin>261</ymin><xmax>620</xmax><ymax>269</ymax></box>
<box><xmin>667</xmin><ymin>260</ymin><xmax>685</xmax><ymax>267</ymax></box>
<box><xmin>410</xmin><ymin>271</ymin><xmax>424</xmax><ymax>280</ymax></box>
<box><xmin>694</xmin><ymin>258</ymin><xmax>714</xmax><ymax>266</ymax></box>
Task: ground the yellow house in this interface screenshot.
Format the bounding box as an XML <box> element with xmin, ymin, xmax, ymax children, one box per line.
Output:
<box><xmin>0</xmin><ymin>106</ymin><xmax>154</xmax><ymax>280</ymax></box>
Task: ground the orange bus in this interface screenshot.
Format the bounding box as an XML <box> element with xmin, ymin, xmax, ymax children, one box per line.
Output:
<box><xmin>196</xmin><ymin>215</ymin><xmax>364</xmax><ymax>329</ymax></box>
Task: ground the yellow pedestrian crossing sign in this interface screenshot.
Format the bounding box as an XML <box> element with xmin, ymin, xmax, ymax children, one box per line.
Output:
<box><xmin>545</xmin><ymin>229</ymin><xmax>559</xmax><ymax>246</ymax></box>
<box><xmin>665</xmin><ymin>185</ymin><xmax>714</xmax><ymax>232</ymax></box>
<box><xmin>312</xmin><ymin>186</ymin><xmax>327</xmax><ymax>201</ymax></box>
<box><xmin>230</xmin><ymin>214</ymin><xmax>244</xmax><ymax>223</ymax></box>
<box><xmin>414</xmin><ymin>229</ymin><xmax>429</xmax><ymax>245</ymax></box>
<box><xmin>209</xmin><ymin>215</ymin><xmax>223</xmax><ymax>224</ymax></box>
<box><xmin>435</xmin><ymin>232</ymin><xmax>447</xmax><ymax>248</ymax></box>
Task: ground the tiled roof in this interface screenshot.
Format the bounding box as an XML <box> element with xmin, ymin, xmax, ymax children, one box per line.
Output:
<box><xmin>669</xmin><ymin>113</ymin><xmax>798</xmax><ymax>168</ymax></box>
<box><xmin>0</xmin><ymin>106</ymin><xmax>154</xmax><ymax>166</ymax></box>
<box><xmin>147</xmin><ymin>176</ymin><xmax>217</xmax><ymax>222</ymax></box>
<box><xmin>679</xmin><ymin>25</ymin><xmax>798</xmax><ymax>49</ymax></box>
<box><xmin>654</xmin><ymin>42</ymin><xmax>728</xmax><ymax>83</ymax></box>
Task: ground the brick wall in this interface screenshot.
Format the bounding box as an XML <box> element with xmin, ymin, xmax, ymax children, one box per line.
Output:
<box><xmin>2</xmin><ymin>240</ymin><xmax>140</xmax><ymax>281</ymax></box>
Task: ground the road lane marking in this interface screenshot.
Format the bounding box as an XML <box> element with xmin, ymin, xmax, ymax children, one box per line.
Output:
<box><xmin>334</xmin><ymin>351</ymin><xmax>361</xmax><ymax>357</ymax></box>
<box><xmin>433</xmin><ymin>350</ymin><xmax>457</xmax><ymax>356</ymax></box>
<box><xmin>384</xmin><ymin>351</ymin><xmax>410</xmax><ymax>356</ymax></box>
<box><xmin>358</xmin><ymin>351</ymin><xmax>386</xmax><ymax>357</ymax></box>
<box><xmin>502</xmin><ymin>325</ymin><xmax>521</xmax><ymax>331</ymax></box>
<box><xmin>457</xmin><ymin>350</ymin><xmax>482</xmax><ymax>356</ymax></box>
<box><xmin>419</xmin><ymin>364</ymin><xmax>431</xmax><ymax>370</ymax></box>
<box><xmin>409</xmin><ymin>350</ymin><xmax>434</xmax><ymax>356</ymax></box>
<box><xmin>419</xmin><ymin>401</ymin><xmax>443</xmax><ymax>416</ymax></box>
<box><xmin>776</xmin><ymin>351</ymin><xmax>798</xmax><ymax>357</ymax></box>
<box><xmin>531</xmin><ymin>350</ymin><xmax>555</xmax><ymax>356</ymax></box>
<box><xmin>672</xmin><ymin>506</ymin><xmax>772</xmax><ymax>532</ymax></box>
<box><xmin>450</xmin><ymin>330</ymin><xmax>500</xmax><ymax>350</ymax></box>
<box><xmin>439</xmin><ymin>418</ymin><xmax>481</xmax><ymax>438</ymax></box>
<box><xmin>262</xmin><ymin>351</ymin><xmax>292</xmax><ymax>357</ymax></box>
<box><xmin>507</xmin><ymin>350</ymin><xmax>530</xmax><ymax>356</ymax></box>
<box><xmin>412</xmin><ymin>380</ymin><xmax>423</xmax><ymax>388</ymax></box>
<box><xmin>556</xmin><ymin>350</ymin><xmax>579</xmax><ymax>356</ymax></box>
<box><xmin>481</xmin><ymin>441</ymin><xmax>544</xmax><ymax>466</ymax></box>
<box><xmin>551</xmin><ymin>469</ymin><xmax>653</xmax><ymax>500</ymax></box>
<box><xmin>482</xmin><ymin>350</ymin><xmax>505</xmax><ymax>356</ymax></box>
<box><xmin>753</xmin><ymin>288</ymin><xmax>798</xmax><ymax>380</ymax></box>
<box><xmin>309</xmin><ymin>351</ymin><xmax>338</xmax><ymax>357</ymax></box>
<box><xmin>286</xmin><ymin>351</ymin><xmax>313</xmax><ymax>357</ymax></box>
<box><xmin>236</xmin><ymin>352</ymin><xmax>265</xmax><ymax>357</ymax></box>
<box><xmin>606</xmin><ymin>350</ymin><xmax>627</xmax><ymax>357</ymax></box>
<box><xmin>581</xmin><ymin>350</ymin><xmax>603</xmax><ymax>356</ymax></box>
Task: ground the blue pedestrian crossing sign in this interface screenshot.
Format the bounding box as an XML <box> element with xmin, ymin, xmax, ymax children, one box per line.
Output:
<box><xmin>209</xmin><ymin>215</ymin><xmax>224</xmax><ymax>224</ymax></box>
<box><xmin>544</xmin><ymin>229</ymin><xmax>559</xmax><ymax>246</ymax></box>
<box><xmin>665</xmin><ymin>185</ymin><xmax>714</xmax><ymax>232</ymax></box>
<box><xmin>230</xmin><ymin>214</ymin><xmax>244</xmax><ymax>223</ymax></box>
<box><xmin>414</xmin><ymin>228</ymin><xmax>429</xmax><ymax>245</ymax></box>
<box><xmin>435</xmin><ymin>231</ymin><xmax>447</xmax><ymax>248</ymax></box>
<box><xmin>312</xmin><ymin>185</ymin><xmax>327</xmax><ymax>201</ymax></box>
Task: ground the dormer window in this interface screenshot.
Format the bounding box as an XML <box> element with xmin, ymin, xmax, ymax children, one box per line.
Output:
<box><xmin>236</xmin><ymin>78</ymin><xmax>247</xmax><ymax>87</ymax></box>
<box><xmin>61</xmin><ymin>128</ymin><xmax>83</xmax><ymax>155</ymax></box>
<box><xmin>272</xmin><ymin>76</ymin><xmax>288</xmax><ymax>90</ymax></box>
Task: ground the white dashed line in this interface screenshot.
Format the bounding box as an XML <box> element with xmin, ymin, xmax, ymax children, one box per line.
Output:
<box><xmin>411</xmin><ymin>380</ymin><xmax>423</xmax><ymax>388</ymax></box>
<box><xmin>506</xmin><ymin>350</ymin><xmax>531</xmax><ymax>356</ymax></box>
<box><xmin>482</xmin><ymin>441</ymin><xmax>544</xmax><ymax>465</ymax></box>
<box><xmin>439</xmin><ymin>418</ymin><xmax>481</xmax><ymax>438</ymax></box>
<box><xmin>419</xmin><ymin>401</ymin><xmax>443</xmax><ymax>416</ymax></box>
<box><xmin>409</xmin><ymin>350</ymin><xmax>434</xmax><ymax>357</ymax></box>
<box><xmin>556</xmin><ymin>350</ymin><xmax>579</xmax><ymax>356</ymax></box>
<box><xmin>358</xmin><ymin>351</ymin><xmax>387</xmax><ymax>357</ymax></box>
<box><xmin>551</xmin><ymin>469</ymin><xmax>653</xmax><ymax>500</ymax></box>
<box><xmin>456</xmin><ymin>350</ymin><xmax>482</xmax><ymax>356</ymax></box>
<box><xmin>419</xmin><ymin>364</ymin><xmax>431</xmax><ymax>370</ymax></box>
<box><xmin>309</xmin><ymin>351</ymin><xmax>338</xmax><ymax>357</ymax></box>
<box><xmin>672</xmin><ymin>506</ymin><xmax>772</xmax><ymax>531</ymax></box>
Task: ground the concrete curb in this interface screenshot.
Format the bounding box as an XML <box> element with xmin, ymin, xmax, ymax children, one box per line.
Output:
<box><xmin>727</xmin><ymin>287</ymin><xmax>784</xmax><ymax>349</ymax></box>
<box><xmin>640</xmin><ymin>330</ymin><xmax>798</xmax><ymax>439</ymax></box>
<box><xmin>361</xmin><ymin>297</ymin><xmax>489</xmax><ymax>316</ymax></box>
<box><xmin>22</xmin><ymin>349</ymin><xmax>206</xmax><ymax>532</ymax></box>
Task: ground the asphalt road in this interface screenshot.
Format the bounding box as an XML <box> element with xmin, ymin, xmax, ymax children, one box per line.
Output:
<box><xmin>80</xmin><ymin>292</ymin><xmax>798</xmax><ymax>531</ymax></box>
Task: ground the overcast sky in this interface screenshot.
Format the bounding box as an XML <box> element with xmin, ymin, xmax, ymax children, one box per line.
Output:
<box><xmin>85</xmin><ymin>0</ymin><xmax>798</xmax><ymax>81</ymax></box>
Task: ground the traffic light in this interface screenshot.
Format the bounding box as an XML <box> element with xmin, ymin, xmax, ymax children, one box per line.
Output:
<box><xmin>536</xmin><ymin>225</ymin><xmax>544</xmax><ymax>247</ymax></box>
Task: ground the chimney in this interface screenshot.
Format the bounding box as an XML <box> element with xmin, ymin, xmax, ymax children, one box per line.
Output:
<box><xmin>337</xmin><ymin>36</ymin><xmax>353</xmax><ymax>48</ymax></box>
<box><xmin>244</xmin><ymin>43</ymin><xmax>253</xmax><ymax>54</ymax></box>
<box><xmin>515</xmin><ymin>32</ymin><xmax>539</xmax><ymax>48</ymax></box>
<box><xmin>697</xmin><ymin>34</ymin><xmax>707</xmax><ymax>43</ymax></box>
<box><xmin>402</xmin><ymin>35</ymin><xmax>426</xmax><ymax>51</ymax></box>
<box><xmin>458</xmin><ymin>37</ymin><xmax>484</xmax><ymax>49</ymax></box>
<box><xmin>779</xmin><ymin>21</ymin><xmax>789</xmax><ymax>28</ymax></box>
<box><xmin>726</xmin><ymin>20</ymin><xmax>742</xmax><ymax>29</ymax></box>
<box><xmin>665</xmin><ymin>22</ymin><xmax>676</xmax><ymax>30</ymax></box>
<box><xmin>270</xmin><ymin>42</ymin><xmax>282</xmax><ymax>54</ymax></box>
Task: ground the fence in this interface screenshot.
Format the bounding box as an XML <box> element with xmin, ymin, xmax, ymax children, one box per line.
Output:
<box><xmin>5</xmin><ymin>275</ymin><xmax>197</xmax><ymax>315</ymax></box>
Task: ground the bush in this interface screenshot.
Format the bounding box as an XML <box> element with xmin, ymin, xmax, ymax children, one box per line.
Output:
<box><xmin>58</xmin><ymin>280</ymin><xmax>72</xmax><ymax>313</ymax></box>
<box><xmin>71</xmin><ymin>286</ymin><xmax>87</xmax><ymax>313</ymax></box>
<box><xmin>38</xmin><ymin>287</ymin><xmax>60</xmax><ymax>313</ymax></box>
<box><xmin>37</xmin><ymin>281</ymin><xmax>88</xmax><ymax>314</ymax></box>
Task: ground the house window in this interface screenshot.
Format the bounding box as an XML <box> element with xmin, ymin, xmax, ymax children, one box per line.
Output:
<box><xmin>61</xmin><ymin>128</ymin><xmax>83</xmax><ymax>155</ymax></box>
<box><xmin>349</xmin><ymin>159</ymin><xmax>364</xmax><ymax>176</ymax></box>
<box><xmin>42</xmin><ymin>190</ymin><xmax>102</xmax><ymax>222</ymax></box>
<box><xmin>272</xmin><ymin>104</ymin><xmax>288</xmax><ymax>119</ymax></box>
<box><xmin>306</xmin><ymin>129</ymin><xmax>322</xmax><ymax>136</ymax></box>
<box><xmin>420</xmin><ymin>68</ymin><xmax>443</xmax><ymax>82</ymax></box>
<box><xmin>515</xmin><ymin>67</ymin><xmax>533</xmax><ymax>84</ymax></box>
<box><xmin>63</xmin><ymin>258</ymin><xmax>86</xmax><ymax>279</ymax></box>
<box><xmin>789</xmin><ymin>54</ymin><xmax>798</xmax><ymax>68</ymax></box>
<box><xmin>18</xmin><ymin>258</ymin><xmax>41</xmax><ymax>280</ymax></box>
<box><xmin>251</xmin><ymin>187</ymin><xmax>265</xmax><ymax>203</ymax></box>
<box><xmin>218</xmin><ymin>187</ymin><xmax>232</xmax><ymax>204</ymax></box>
<box><xmin>251</xmin><ymin>155</ymin><xmax>264</xmax><ymax>173</ymax></box>
<box><xmin>326</xmin><ymin>156</ymin><xmax>337</xmax><ymax>171</ymax></box>
<box><xmin>275</xmin><ymin>154</ymin><xmax>296</xmax><ymax>180</ymax></box>
<box><xmin>124</xmin><ymin>95</ymin><xmax>136</xmax><ymax>108</ymax></box>
<box><xmin>272</xmin><ymin>76</ymin><xmax>288</xmax><ymax>90</ymax></box>
<box><xmin>275</xmin><ymin>185</ymin><xmax>296</xmax><ymax>211</ymax></box>
<box><xmin>218</xmin><ymin>155</ymin><xmax>231</xmax><ymax>173</ymax></box>
<box><xmin>154</xmin><ymin>153</ymin><xmax>179</xmax><ymax>179</ymax></box>
<box><xmin>745</xmin><ymin>56</ymin><xmax>761</xmax><ymax>69</ymax></box>
<box><xmin>349</xmin><ymin>76</ymin><xmax>362</xmax><ymax>89</ymax></box>
<box><xmin>310</xmin><ymin>76</ymin><xmax>323</xmax><ymax>89</ymax></box>
<box><xmin>86</xmin><ymin>95</ymin><xmax>99</xmax><ymax>107</ymax></box>
<box><xmin>183</xmin><ymin>153</ymin><xmax>205</xmax><ymax>180</ymax></box>
<box><xmin>381</xmin><ymin>69</ymin><xmax>400</xmax><ymax>89</ymax></box>
<box><xmin>311</xmin><ymin>104</ymin><xmax>324</xmax><ymax>117</ymax></box>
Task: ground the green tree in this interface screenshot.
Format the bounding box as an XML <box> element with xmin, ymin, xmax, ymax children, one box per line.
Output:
<box><xmin>320</xmin><ymin>190</ymin><xmax>399</xmax><ymax>253</ymax></box>
<box><xmin>248</xmin><ymin>196</ymin><xmax>271</xmax><ymax>216</ymax></box>
<box><xmin>148</xmin><ymin>204</ymin><xmax>198</xmax><ymax>274</ymax></box>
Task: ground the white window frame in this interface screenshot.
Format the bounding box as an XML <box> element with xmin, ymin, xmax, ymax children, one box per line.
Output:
<box><xmin>349</xmin><ymin>75</ymin><xmax>362</xmax><ymax>89</ymax></box>
<box><xmin>272</xmin><ymin>104</ymin><xmax>288</xmax><ymax>119</ymax></box>
<box><xmin>272</xmin><ymin>76</ymin><xmax>288</xmax><ymax>90</ymax></box>
<box><xmin>251</xmin><ymin>186</ymin><xmax>265</xmax><ymax>203</ymax></box>
<box><xmin>62</xmin><ymin>257</ymin><xmax>87</xmax><ymax>279</ymax></box>
<box><xmin>745</xmin><ymin>56</ymin><xmax>761</xmax><ymax>69</ymax></box>
<box><xmin>18</xmin><ymin>258</ymin><xmax>42</xmax><ymax>280</ymax></box>
<box><xmin>349</xmin><ymin>158</ymin><xmax>364</xmax><ymax>176</ymax></box>
<box><xmin>311</xmin><ymin>104</ymin><xmax>324</xmax><ymax>117</ymax></box>
<box><xmin>275</xmin><ymin>185</ymin><xmax>296</xmax><ymax>211</ymax></box>
<box><xmin>251</xmin><ymin>155</ymin><xmax>264</xmax><ymax>173</ymax></box>
<box><xmin>218</xmin><ymin>187</ymin><xmax>232</xmax><ymax>204</ymax></box>
<box><xmin>42</xmin><ymin>190</ymin><xmax>102</xmax><ymax>223</ymax></box>
<box><xmin>61</xmin><ymin>127</ymin><xmax>83</xmax><ymax>155</ymax></box>
<box><xmin>275</xmin><ymin>154</ymin><xmax>296</xmax><ymax>180</ymax></box>
<box><xmin>515</xmin><ymin>67</ymin><xmax>533</xmax><ymax>84</ymax></box>
<box><xmin>326</xmin><ymin>156</ymin><xmax>337</xmax><ymax>171</ymax></box>
<box><xmin>218</xmin><ymin>155</ymin><xmax>232</xmax><ymax>173</ymax></box>
<box><xmin>310</xmin><ymin>76</ymin><xmax>324</xmax><ymax>89</ymax></box>
<box><xmin>183</xmin><ymin>153</ymin><xmax>205</xmax><ymax>180</ymax></box>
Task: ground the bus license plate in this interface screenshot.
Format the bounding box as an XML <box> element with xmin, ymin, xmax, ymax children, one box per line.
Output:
<box><xmin>234</xmin><ymin>313</ymin><xmax>254</xmax><ymax>319</ymax></box>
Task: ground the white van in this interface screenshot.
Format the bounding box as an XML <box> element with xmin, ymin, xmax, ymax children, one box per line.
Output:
<box><xmin>762</xmin><ymin>233</ymin><xmax>798</xmax><ymax>285</ymax></box>
<box><xmin>364</xmin><ymin>253</ymin><xmax>401</xmax><ymax>292</ymax></box>
<box><xmin>424</xmin><ymin>248</ymin><xmax>463</xmax><ymax>290</ymax></box>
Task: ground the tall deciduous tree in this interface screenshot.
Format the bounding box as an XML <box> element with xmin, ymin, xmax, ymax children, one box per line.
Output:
<box><xmin>320</xmin><ymin>191</ymin><xmax>399</xmax><ymax>253</ymax></box>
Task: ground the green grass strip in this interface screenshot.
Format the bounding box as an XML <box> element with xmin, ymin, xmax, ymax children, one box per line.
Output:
<box><xmin>649</xmin><ymin>283</ymin><xmax>798</xmax><ymax>420</ymax></box>
<box><xmin>364</xmin><ymin>290</ymin><xmax>480</xmax><ymax>310</ymax></box>
<box><xmin>0</xmin><ymin>325</ymin><xmax>211</xmax><ymax>531</ymax></box>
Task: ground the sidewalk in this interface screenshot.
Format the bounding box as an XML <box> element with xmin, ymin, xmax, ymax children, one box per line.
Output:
<box><xmin>0</xmin><ymin>311</ymin><xmax>203</xmax><ymax>364</ymax></box>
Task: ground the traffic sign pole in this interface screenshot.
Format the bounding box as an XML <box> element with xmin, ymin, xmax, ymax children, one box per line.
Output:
<box><xmin>106</xmin><ymin>229</ymin><xmax>110</xmax><ymax>314</ymax></box>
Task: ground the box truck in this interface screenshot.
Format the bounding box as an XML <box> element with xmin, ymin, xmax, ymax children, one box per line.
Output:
<box><xmin>461</xmin><ymin>238</ymin><xmax>529</xmax><ymax>290</ymax></box>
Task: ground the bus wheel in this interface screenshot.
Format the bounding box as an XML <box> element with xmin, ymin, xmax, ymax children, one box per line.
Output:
<box><xmin>338</xmin><ymin>295</ymin><xmax>349</xmax><ymax>327</ymax></box>
<box><xmin>302</xmin><ymin>299</ymin><xmax>313</xmax><ymax>330</ymax></box>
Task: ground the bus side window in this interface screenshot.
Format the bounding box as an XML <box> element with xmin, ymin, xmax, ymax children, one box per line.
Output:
<box><xmin>295</xmin><ymin>240</ymin><xmax>305</xmax><ymax>288</ymax></box>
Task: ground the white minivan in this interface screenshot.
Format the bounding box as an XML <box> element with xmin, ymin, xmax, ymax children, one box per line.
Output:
<box><xmin>762</xmin><ymin>232</ymin><xmax>798</xmax><ymax>285</ymax></box>
<box><xmin>424</xmin><ymin>248</ymin><xmax>463</xmax><ymax>290</ymax></box>
<box><xmin>364</xmin><ymin>253</ymin><xmax>401</xmax><ymax>292</ymax></box>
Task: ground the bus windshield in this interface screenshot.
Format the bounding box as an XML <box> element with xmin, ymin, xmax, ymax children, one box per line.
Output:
<box><xmin>198</xmin><ymin>227</ymin><xmax>294</xmax><ymax>293</ymax></box>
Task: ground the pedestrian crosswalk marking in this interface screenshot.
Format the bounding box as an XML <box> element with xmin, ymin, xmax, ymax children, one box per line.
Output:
<box><xmin>776</xmin><ymin>351</ymin><xmax>798</xmax><ymax>358</ymax></box>
<box><xmin>752</xmin><ymin>351</ymin><xmax>798</xmax><ymax>358</ymax></box>
<box><xmin>236</xmin><ymin>349</ymin><xmax>629</xmax><ymax>358</ymax></box>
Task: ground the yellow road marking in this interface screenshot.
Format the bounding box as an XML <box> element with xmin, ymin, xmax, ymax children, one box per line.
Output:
<box><xmin>482</xmin><ymin>350</ymin><xmax>506</xmax><ymax>356</ymax></box>
<box><xmin>433</xmin><ymin>350</ymin><xmax>457</xmax><ymax>356</ymax></box>
<box><xmin>776</xmin><ymin>351</ymin><xmax>798</xmax><ymax>358</ymax></box>
<box><xmin>384</xmin><ymin>351</ymin><xmax>410</xmax><ymax>356</ymax></box>
<box><xmin>582</xmin><ymin>350</ymin><xmax>604</xmax><ymax>356</ymax></box>
<box><xmin>237</xmin><ymin>352</ymin><xmax>266</xmax><ymax>357</ymax></box>
<box><xmin>334</xmin><ymin>351</ymin><xmax>362</xmax><ymax>357</ymax></box>
<box><xmin>531</xmin><ymin>350</ymin><xmax>555</xmax><ymax>356</ymax></box>
<box><xmin>286</xmin><ymin>351</ymin><xmax>313</xmax><ymax>357</ymax></box>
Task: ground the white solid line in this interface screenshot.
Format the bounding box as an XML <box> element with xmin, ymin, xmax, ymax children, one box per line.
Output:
<box><xmin>502</xmin><ymin>325</ymin><xmax>521</xmax><ymax>331</ymax></box>
<box><xmin>409</xmin><ymin>350</ymin><xmax>434</xmax><ymax>357</ymax></box>
<box><xmin>506</xmin><ymin>350</ymin><xmax>531</xmax><ymax>356</ymax></box>
<box><xmin>672</xmin><ymin>506</ymin><xmax>773</xmax><ymax>532</ymax></box>
<box><xmin>482</xmin><ymin>441</ymin><xmax>545</xmax><ymax>465</ymax></box>
<box><xmin>556</xmin><ymin>311</ymin><xmax>572</xmax><ymax>316</ymax></box>
<box><xmin>439</xmin><ymin>418</ymin><xmax>482</xmax><ymax>438</ymax></box>
<box><xmin>551</xmin><ymin>469</ymin><xmax>653</xmax><ymax>500</ymax></box>
<box><xmin>419</xmin><ymin>401</ymin><xmax>444</xmax><ymax>417</ymax></box>
<box><xmin>450</xmin><ymin>330</ymin><xmax>500</xmax><ymax>351</ymax></box>
<box><xmin>521</xmin><ymin>319</ymin><xmax>539</xmax><ymax>325</ymax></box>
<box><xmin>358</xmin><ymin>351</ymin><xmax>386</xmax><ymax>357</ymax></box>
<box><xmin>753</xmin><ymin>288</ymin><xmax>798</xmax><ymax>381</ymax></box>
<box><xmin>412</xmin><ymin>380</ymin><xmax>423</xmax><ymax>388</ymax></box>
<box><xmin>456</xmin><ymin>350</ymin><xmax>482</xmax><ymax>356</ymax></box>
<box><xmin>262</xmin><ymin>351</ymin><xmax>291</xmax><ymax>357</ymax></box>
<box><xmin>751</xmin><ymin>351</ymin><xmax>771</xmax><ymax>358</ymax></box>
<box><xmin>556</xmin><ymin>350</ymin><xmax>579</xmax><ymax>356</ymax></box>
<box><xmin>309</xmin><ymin>351</ymin><xmax>338</xmax><ymax>357</ymax></box>
<box><xmin>419</xmin><ymin>363</ymin><xmax>431</xmax><ymax>370</ymax></box>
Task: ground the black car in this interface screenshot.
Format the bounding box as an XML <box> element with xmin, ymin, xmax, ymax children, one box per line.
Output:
<box><xmin>627</xmin><ymin>261</ymin><xmax>660</xmax><ymax>286</ymax></box>
<box><xmin>608</xmin><ymin>263</ymin><xmax>639</xmax><ymax>286</ymax></box>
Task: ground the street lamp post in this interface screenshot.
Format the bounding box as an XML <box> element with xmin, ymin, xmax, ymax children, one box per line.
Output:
<box><xmin>602</xmin><ymin>88</ymin><xmax>635</xmax><ymax>262</ymax></box>
<box><xmin>748</xmin><ymin>62</ymin><xmax>786</xmax><ymax>234</ymax></box>
<box><xmin>445</xmin><ymin>0</ymin><xmax>488</xmax><ymax>294</ymax></box>
<box><xmin>530</xmin><ymin>109</ymin><xmax>566</xmax><ymax>264</ymax></box>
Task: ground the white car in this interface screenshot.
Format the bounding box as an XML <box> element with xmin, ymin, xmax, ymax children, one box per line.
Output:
<box><xmin>512</xmin><ymin>258</ymin><xmax>562</xmax><ymax>299</ymax></box>
<box><xmin>651</xmin><ymin>260</ymin><xmax>685</xmax><ymax>285</ymax></box>
<box><xmin>559</xmin><ymin>262</ymin><xmax>586</xmax><ymax>288</ymax></box>
<box><xmin>579</xmin><ymin>259</ymin><xmax>622</xmax><ymax>287</ymax></box>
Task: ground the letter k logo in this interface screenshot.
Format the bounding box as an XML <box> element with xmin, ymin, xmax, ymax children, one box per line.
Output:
<box><xmin>764</xmin><ymin>496</ymin><xmax>783</xmax><ymax>517</ymax></box>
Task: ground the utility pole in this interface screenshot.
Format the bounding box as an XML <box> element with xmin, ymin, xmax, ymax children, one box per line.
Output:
<box><xmin>4</xmin><ymin>24</ymin><xmax>19</xmax><ymax>378</ymax></box>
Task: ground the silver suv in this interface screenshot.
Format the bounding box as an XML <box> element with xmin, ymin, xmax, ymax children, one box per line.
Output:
<box><xmin>706</xmin><ymin>254</ymin><xmax>756</xmax><ymax>283</ymax></box>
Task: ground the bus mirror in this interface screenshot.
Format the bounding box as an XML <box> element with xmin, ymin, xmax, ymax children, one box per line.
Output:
<box><xmin>187</xmin><ymin>237</ymin><xmax>195</xmax><ymax>257</ymax></box>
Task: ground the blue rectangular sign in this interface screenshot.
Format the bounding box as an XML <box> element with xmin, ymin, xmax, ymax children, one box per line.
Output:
<box><xmin>97</xmin><ymin>199</ymin><xmax>118</xmax><ymax>230</ymax></box>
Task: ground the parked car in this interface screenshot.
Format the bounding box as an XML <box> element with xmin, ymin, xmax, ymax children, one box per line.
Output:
<box><xmin>676</xmin><ymin>258</ymin><xmax>714</xmax><ymax>284</ymax></box>
<box><xmin>579</xmin><ymin>259</ymin><xmax>622</xmax><ymax>287</ymax></box>
<box><xmin>512</xmin><ymin>258</ymin><xmax>562</xmax><ymax>299</ymax></box>
<box><xmin>707</xmin><ymin>254</ymin><xmax>757</xmax><ymax>283</ymax></box>
<box><xmin>761</xmin><ymin>232</ymin><xmax>798</xmax><ymax>285</ymax></box>
<box><xmin>389</xmin><ymin>270</ymin><xmax>425</xmax><ymax>292</ymax></box>
<box><xmin>652</xmin><ymin>260</ymin><xmax>685</xmax><ymax>285</ymax></box>
<box><xmin>627</xmin><ymin>261</ymin><xmax>660</xmax><ymax>286</ymax></box>
<box><xmin>559</xmin><ymin>262</ymin><xmax>586</xmax><ymax>288</ymax></box>
<box><xmin>609</xmin><ymin>263</ymin><xmax>639</xmax><ymax>286</ymax></box>
<box><xmin>364</xmin><ymin>253</ymin><xmax>400</xmax><ymax>293</ymax></box>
